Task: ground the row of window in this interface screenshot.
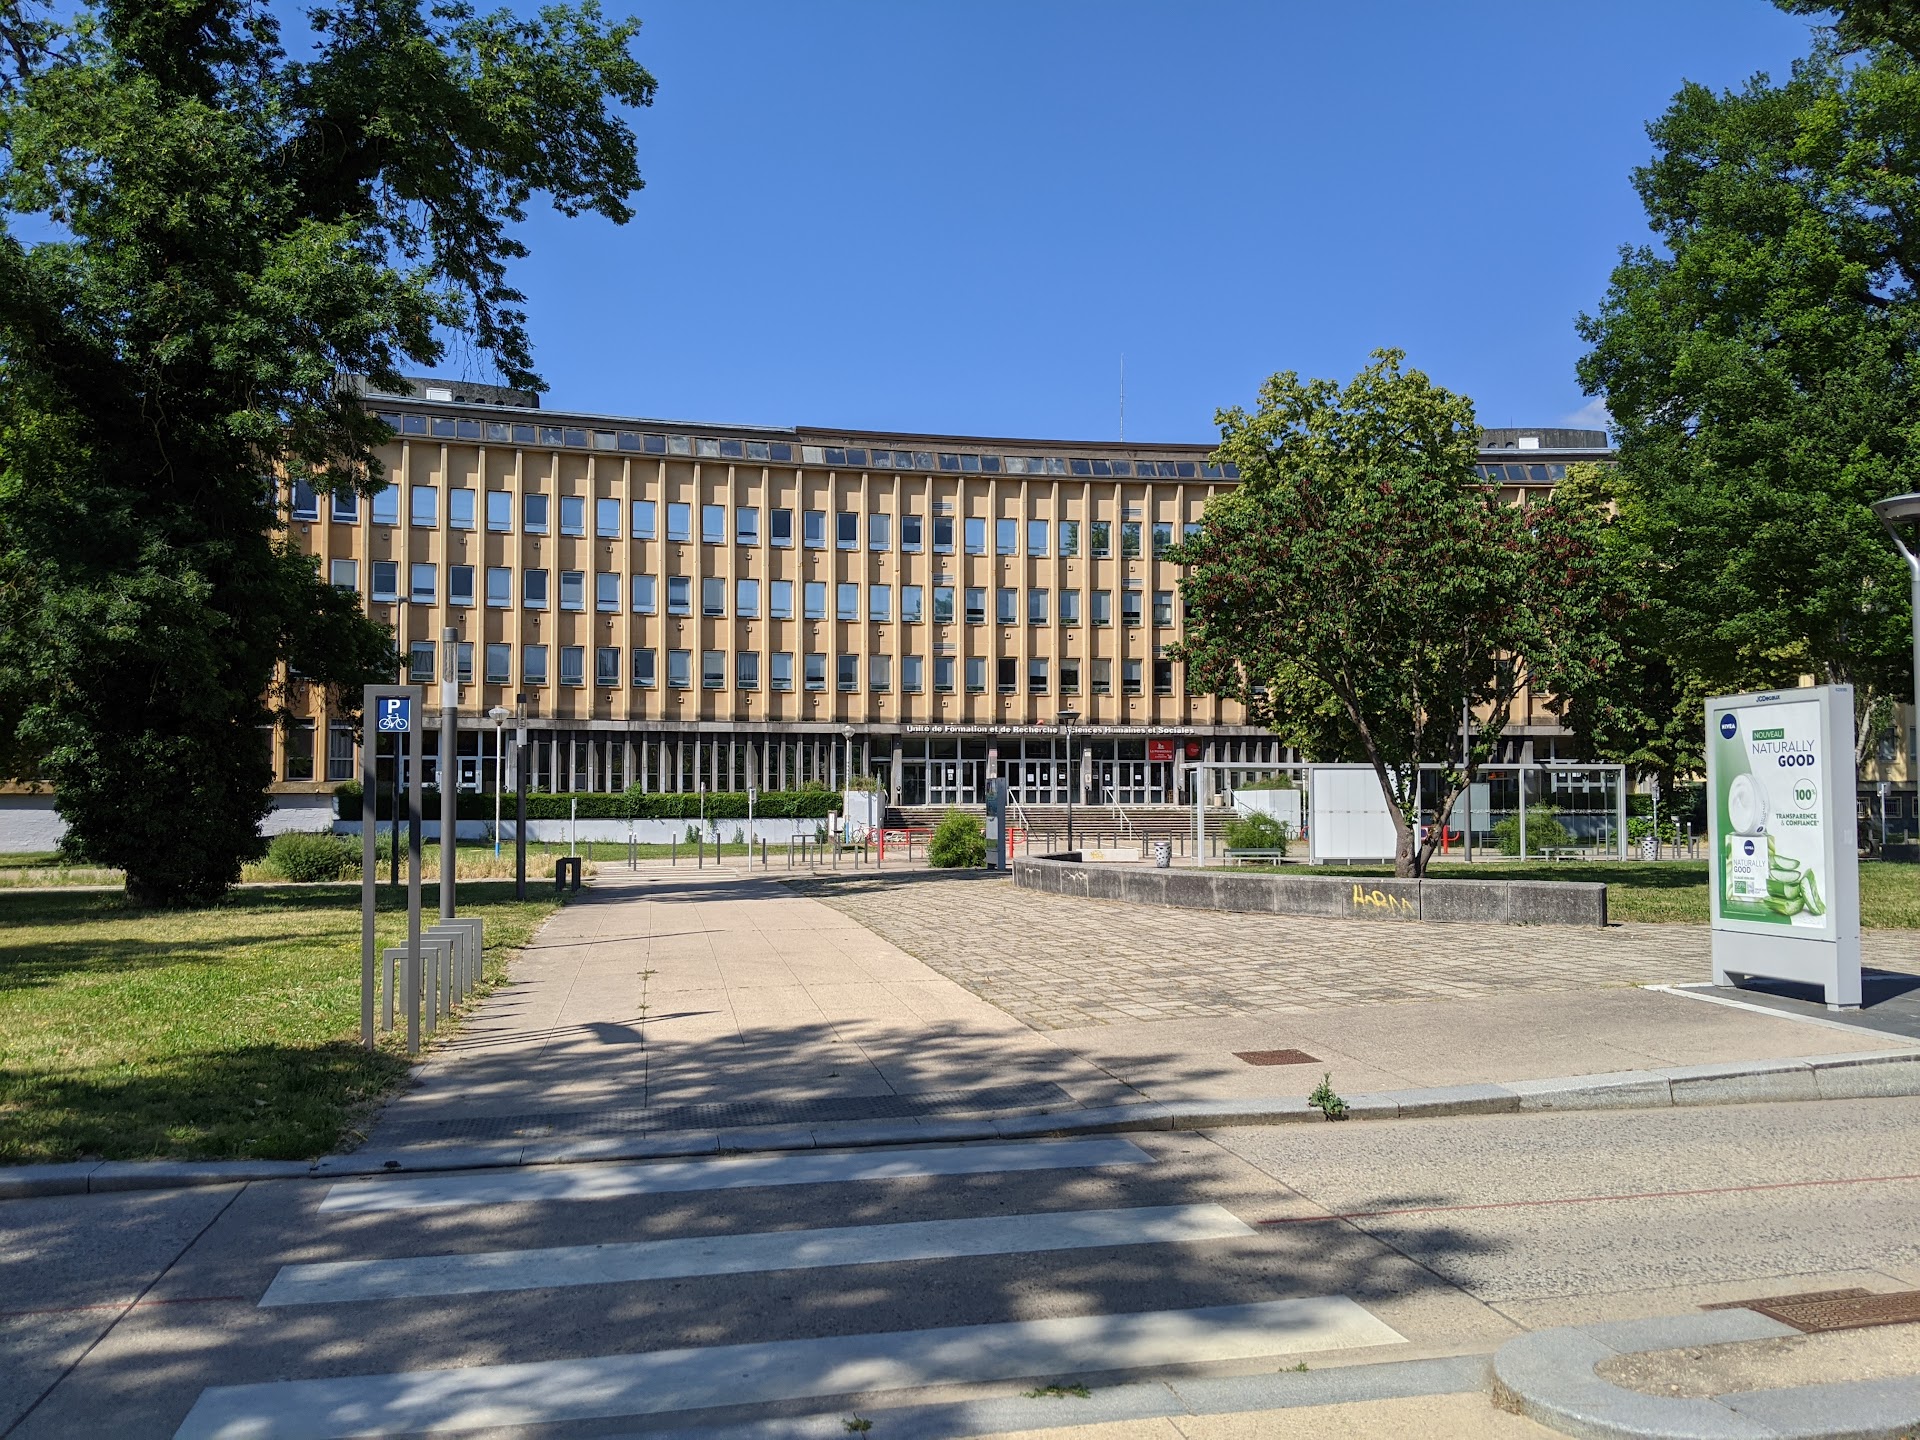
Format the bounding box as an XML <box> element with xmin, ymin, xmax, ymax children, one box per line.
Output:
<box><xmin>403</xmin><ymin>640</ymin><xmax>1175</xmax><ymax>696</ymax></box>
<box><xmin>344</xmin><ymin>558</ymin><xmax>1180</xmax><ymax>626</ymax></box>
<box><xmin>294</xmin><ymin>486</ymin><xmax>1200</xmax><ymax>559</ymax></box>
<box><xmin>370</xmin><ymin>410</ymin><xmax>1239</xmax><ymax>481</ymax></box>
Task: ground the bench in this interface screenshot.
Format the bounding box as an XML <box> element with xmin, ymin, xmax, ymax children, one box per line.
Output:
<box><xmin>1539</xmin><ymin>847</ymin><xmax>1585</xmax><ymax>862</ymax></box>
<box><xmin>1224</xmin><ymin>848</ymin><xmax>1290</xmax><ymax>866</ymax></box>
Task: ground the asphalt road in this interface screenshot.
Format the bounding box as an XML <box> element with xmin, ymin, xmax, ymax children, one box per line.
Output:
<box><xmin>2</xmin><ymin>1097</ymin><xmax>1915</xmax><ymax>1438</ymax></box>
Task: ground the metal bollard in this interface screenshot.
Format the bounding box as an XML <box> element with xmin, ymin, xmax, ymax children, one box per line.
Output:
<box><xmin>671</xmin><ymin>837</ymin><xmax>677</xmax><ymax>866</ymax></box>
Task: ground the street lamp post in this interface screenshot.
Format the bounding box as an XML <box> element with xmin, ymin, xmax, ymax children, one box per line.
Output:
<box><xmin>439</xmin><ymin>626</ymin><xmax>457</xmax><ymax>923</ymax></box>
<box><xmin>388</xmin><ymin>595</ymin><xmax>410</xmax><ymax>889</ymax></box>
<box><xmin>488</xmin><ymin>706</ymin><xmax>510</xmax><ymax>856</ymax></box>
<box><xmin>1871</xmin><ymin>494</ymin><xmax>1920</xmax><ymax>811</ymax></box>
<box><xmin>514</xmin><ymin>693</ymin><xmax>528</xmax><ymax>901</ymax></box>
<box><xmin>1059</xmin><ymin>708</ymin><xmax>1081</xmax><ymax>853</ymax></box>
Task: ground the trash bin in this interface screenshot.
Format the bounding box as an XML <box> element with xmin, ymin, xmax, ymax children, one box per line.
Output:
<box><xmin>1639</xmin><ymin>835</ymin><xmax>1658</xmax><ymax>862</ymax></box>
<box><xmin>1153</xmin><ymin>839</ymin><xmax>1172</xmax><ymax>869</ymax></box>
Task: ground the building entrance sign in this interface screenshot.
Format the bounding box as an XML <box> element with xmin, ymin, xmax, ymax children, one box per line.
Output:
<box><xmin>1706</xmin><ymin>685</ymin><xmax>1860</xmax><ymax>1008</ymax></box>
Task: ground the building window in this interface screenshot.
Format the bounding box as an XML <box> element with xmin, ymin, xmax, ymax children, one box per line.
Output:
<box><xmin>1090</xmin><ymin>520</ymin><xmax>1111</xmax><ymax>558</ymax></box>
<box><xmin>487</xmin><ymin>567</ymin><xmax>511</xmax><ymax>608</ymax></box>
<box><xmin>836</xmin><ymin>511</ymin><xmax>858</xmax><ymax>550</ymax></box>
<box><xmin>837</xmin><ymin>654</ymin><xmax>858</xmax><ymax>691</ymax></box>
<box><xmin>1091</xmin><ymin>590</ymin><xmax>1111</xmax><ymax>625</ymax></box>
<box><xmin>965</xmin><ymin>588</ymin><xmax>986</xmax><ymax>625</ymax></box>
<box><xmin>594</xmin><ymin>572</ymin><xmax>619</xmax><ymax>612</ymax></box>
<box><xmin>523</xmin><ymin>644</ymin><xmax>549</xmax><ymax>685</ymax></box>
<box><xmin>411</xmin><ymin>486</ymin><xmax>437</xmax><ymax>528</ymax></box>
<box><xmin>901</xmin><ymin>514</ymin><xmax>923</xmax><ymax>553</ymax></box>
<box><xmin>330</xmin><ymin>558</ymin><xmax>358</xmax><ymax>590</ymax></box>
<box><xmin>902</xmin><ymin>585</ymin><xmax>923</xmax><ymax>623</ymax></box>
<box><xmin>996</xmin><ymin>517</ymin><xmax>1017</xmax><ymax>556</ymax></box>
<box><xmin>593</xmin><ymin>646</ymin><xmax>619</xmax><ymax>687</ymax></box>
<box><xmin>1121</xmin><ymin>521</ymin><xmax>1142</xmax><ymax>558</ymax></box>
<box><xmin>667</xmin><ymin>648</ymin><xmax>691</xmax><ymax>688</ymax></box>
<box><xmin>327</xmin><ymin>723</ymin><xmax>356</xmax><ymax>781</ymax></box>
<box><xmin>371</xmin><ymin>485</ymin><xmax>400</xmax><ymax>527</ymax></box>
<box><xmin>1059</xmin><ymin>520</ymin><xmax>1079</xmax><ymax>557</ymax></box>
<box><xmin>736</xmin><ymin>650</ymin><xmax>760</xmax><ymax>688</ymax></box>
<box><xmin>1122</xmin><ymin>590</ymin><xmax>1142</xmax><ymax>626</ymax></box>
<box><xmin>1153</xmin><ymin>590</ymin><xmax>1174</xmax><ymax>626</ymax></box>
<box><xmin>523</xmin><ymin>493</ymin><xmax>548</xmax><ymax>534</ymax></box>
<box><xmin>1091</xmin><ymin>658</ymin><xmax>1112</xmax><ymax>695</ymax></box>
<box><xmin>595</xmin><ymin>497</ymin><xmax>620</xmax><ymax>538</ymax></box>
<box><xmin>702</xmin><ymin>577</ymin><xmax>725</xmax><ymax>617</ymax></box>
<box><xmin>449</xmin><ymin>565</ymin><xmax>475</xmax><ymax>607</ymax></box>
<box><xmin>997</xmin><ymin>656</ymin><xmax>1017</xmax><ymax>693</ymax></box>
<box><xmin>804</xmin><ymin>581</ymin><xmax>827</xmax><ymax>620</ymax></box>
<box><xmin>560</xmin><ymin>571</ymin><xmax>585</xmax><ymax>611</ymax></box>
<box><xmin>964</xmin><ymin>517</ymin><xmax>986</xmax><ymax>555</ymax></box>
<box><xmin>524</xmin><ymin>568</ymin><xmax>548</xmax><ymax>609</ymax></box>
<box><xmin>837</xmin><ymin>582</ymin><xmax>859</xmax><ymax>622</ymax></box>
<box><xmin>803</xmin><ymin>510</ymin><xmax>827</xmax><ymax>548</ymax></box>
<box><xmin>633</xmin><ymin>647</ymin><xmax>656</xmax><ymax>687</ymax></box>
<box><xmin>1153</xmin><ymin>658</ymin><xmax>1175</xmax><ymax>694</ymax></box>
<box><xmin>667</xmin><ymin>501</ymin><xmax>691</xmax><ymax>542</ymax></box>
<box><xmin>409</xmin><ymin>640</ymin><xmax>435</xmax><ymax>682</ymax></box>
<box><xmin>1027</xmin><ymin>519</ymin><xmax>1048</xmax><ymax>557</ymax></box>
<box><xmin>1060</xmin><ymin>589</ymin><xmax>1081</xmax><ymax>624</ymax></box>
<box><xmin>559</xmin><ymin>646</ymin><xmax>585</xmax><ymax>686</ymax></box>
<box><xmin>770</xmin><ymin>579</ymin><xmax>793</xmax><ymax>619</ymax></box>
<box><xmin>1028</xmin><ymin>589</ymin><xmax>1049</xmax><ymax>625</ymax></box>
<box><xmin>291</xmin><ymin>480</ymin><xmax>319</xmax><ymax>521</ymax></box>
<box><xmin>870</xmin><ymin>585</ymin><xmax>891</xmax><ymax>622</ymax></box>
<box><xmin>1122</xmin><ymin>658</ymin><xmax>1143</xmax><ymax>694</ymax></box>
<box><xmin>632</xmin><ymin>499</ymin><xmax>656</xmax><ymax>538</ymax></box>
<box><xmin>667</xmin><ymin>576</ymin><xmax>691</xmax><ymax>615</ymax></box>
<box><xmin>902</xmin><ymin>655</ymin><xmax>923</xmax><ymax>692</ymax></box>
<box><xmin>1028</xmin><ymin>658</ymin><xmax>1049</xmax><ymax>693</ymax></box>
<box><xmin>283</xmin><ymin>721</ymin><xmax>316</xmax><ymax>780</ymax></box>
<box><xmin>770</xmin><ymin>508</ymin><xmax>793</xmax><ymax>547</ymax></box>
<box><xmin>735</xmin><ymin>506</ymin><xmax>759</xmax><ymax>545</ymax></box>
<box><xmin>1184</xmin><ymin>521</ymin><xmax>1203</xmax><ymax>544</ymax></box>
<box><xmin>736</xmin><ymin>578</ymin><xmax>759</xmax><ymax>618</ymax></box>
<box><xmin>996</xmin><ymin>588</ymin><xmax>1017</xmax><ymax>625</ymax></box>
<box><xmin>1152</xmin><ymin>521</ymin><xmax>1173</xmax><ymax>556</ymax></box>
<box><xmin>869</xmin><ymin>513</ymin><xmax>890</xmax><ymax>551</ymax></box>
<box><xmin>933</xmin><ymin>586</ymin><xmax>954</xmax><ymax>623</ymax></box>
<box><xmin>485</xmin><ymin>643</ymin><xmax>511</xmax><ymax>684</ymax></box>
<box><xmin>804</xmin><ymin>652</ymin><xmax>826</xmax><ymax>691</ymax></box>
<box><xmin>409</xmin><ymin>563</ymin><xmax>436</xmax><ymax>603</ymax></box>
<box><xmin>933</xmin><ymin>516</ymin><xmax>954</xmax><ymax>554</ymax></box>
<box><xmin>702</xmin><ymin>504</ymin><xmax>725</xmax><ymax>544</ymax></box>
<box><xmin>771</xmin><ymin>651</ymin><xmax>794</xmax><ymax>691</ymax></box>
<box><xmin>869</xmin><ymin>654</ymin><xmax>890</xmax><ymax>691</ymax></box>
<box><xmin>635</xmin><ymin>573</ymin><xmax>661</xmax><ymax>614</ymax></box>
<box><xmin>371</xmin><ymin>561</ymin><xmax>399</xmax><ymax>601</ymax></box>
<box><xmin>560</xmin><ymin>496</ymin><xmax>586</xmax><ymax>536</ymax></box>
<box><xmin>934</xmin><ymin>656</ymin><xmax>956</xmax><ymax>692</ymax></box>
<box><xmin>1060</xmin><ymin>657</ymin><xmax>1081</xmax><ymax>694</ymax></box>
<box><xmin>330</xmin><ymin>490</ymin><xmax>359</xmax><ymax>524</ymax></box>
<box><xmin>448</xmin><ymin>488</ymin><xmax>475</xmax><ymax>531</ymax></box>
<box><xmin>486</xmin><ymin>490</ymin><xmax>511</xmax><ymax>532</ymax></box>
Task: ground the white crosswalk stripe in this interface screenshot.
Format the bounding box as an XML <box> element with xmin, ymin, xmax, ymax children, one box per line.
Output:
<box><xmin>318</xmin><ymin>1137</ymin><xmax>1155</xmax><ymax>1213</ymax></box>
<box><xmin>175</xmin><ymin>1299</ymin><xmax>1406</xmax><ymax>1440</ymax></box>
<box><xmin>260</xmin><ymin>1203</ymin><xmax>1255</xmax><ymax>1306</ymax></box>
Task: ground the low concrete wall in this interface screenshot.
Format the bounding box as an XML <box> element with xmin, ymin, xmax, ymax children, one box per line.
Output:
<box><xmin>1014</xmin><ymin>856</ymin><xmax>1606</xmax><ymax>927</ymax></box>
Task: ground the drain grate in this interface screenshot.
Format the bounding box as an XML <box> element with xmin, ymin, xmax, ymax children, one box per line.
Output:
<box><xmin>1705</xmin><ymin>1288</ymin><xmax>1920</xmax><ymax>1333</ymax></box>
<box><xmin>1234</xmin><ymin>1049</ymin><xmax>1319</xmax><ymax>1067</ymax></box>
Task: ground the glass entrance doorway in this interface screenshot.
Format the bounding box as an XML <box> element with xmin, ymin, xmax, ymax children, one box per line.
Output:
<box><xmin>929</xmin><ymin>760</ymin><xmax>980</xmax><ymax>805</ymax></box>
<box><xmin>1014</xmin><ymin>760</ymin><xmax>1068</xmax><ymax>804</ymax></box>
<box><xmin>1096</xmin><ymin>761</ymin><xmax>1174</xmax><ymax>805</ymax></box>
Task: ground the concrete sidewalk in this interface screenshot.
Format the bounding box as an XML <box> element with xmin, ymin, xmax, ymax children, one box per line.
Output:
<box><xmin>355</xmin><ymin>869</ymin><xmax>1915</xmax><ymax>1160</ymax></box>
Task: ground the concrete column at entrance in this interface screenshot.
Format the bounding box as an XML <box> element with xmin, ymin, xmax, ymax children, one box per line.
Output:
<box><xmin>891</xmin><ymin>738</ymin><xmax>903</xmax><ymax>801</ymax></box>
<box><xmin>587</xmin><ymin>737</ymin><xmax>597</xmax><ymax>793</ymax></box>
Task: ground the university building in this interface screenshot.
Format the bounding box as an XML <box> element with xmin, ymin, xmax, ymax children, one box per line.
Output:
<box><xmin>274</xmin><ymin>379</ymin><xmax>1611</xmax><ymax>811</ymax></box>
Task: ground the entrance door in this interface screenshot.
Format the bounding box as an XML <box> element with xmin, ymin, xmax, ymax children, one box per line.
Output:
<box><xmin>929</xmin><ymin>761</ymin><xmax>979</xmax><ymax>805</ymax></box>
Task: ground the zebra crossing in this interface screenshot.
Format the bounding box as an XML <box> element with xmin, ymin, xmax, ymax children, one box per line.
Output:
<box><xmin>173</xmin><ymin>1136</ymin><xmax>1409</xmax><ymax>1439</ymax></box>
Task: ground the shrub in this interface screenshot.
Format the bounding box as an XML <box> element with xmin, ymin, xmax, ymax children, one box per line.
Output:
<box><xmin>928</xmin><ymin>809</ymin><xmax>987</xmax><ymax>868</ymax></box>
<box><xmin>1224</xmin><ymin>811</ymin><xmax>1291</xmax><ymax>854</ymax></box>
<box><xmin>263</xmin><ymin>831</ymin><xmax>359</xmax><ymax>882</ymax></box>
<box><xmin>1490</xmin><ymin>804</ymin><xmax>1572</xmax><ymax>856</ymax></box>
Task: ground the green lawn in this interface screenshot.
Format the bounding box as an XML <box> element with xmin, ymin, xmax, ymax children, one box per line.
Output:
<box><xmin>1274</xmin><ymin>860</ymin><xmax>1920</xmax><ymax>928</ymax></box>
<box><xmin>0</xmin><ymin>882</ymin><xmax>560</xmax><ymax>1164</ymax></box>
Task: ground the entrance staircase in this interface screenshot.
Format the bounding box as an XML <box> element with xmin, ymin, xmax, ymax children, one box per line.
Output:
<box><xmin>883</xmin><ymin>803</ymin><xmax>1235</xmax><ymax>857</ymax></box>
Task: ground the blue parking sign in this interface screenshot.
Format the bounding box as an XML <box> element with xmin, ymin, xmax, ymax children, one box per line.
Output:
<box><xmin>375</xmin><ymin>696</ymin><xmax>412</xmax><ymax>734</ymax></box>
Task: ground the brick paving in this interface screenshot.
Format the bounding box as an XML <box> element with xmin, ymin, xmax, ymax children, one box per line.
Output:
<box><xmin>792</xmin><ymin>872</ymin><xmax>1718</xmax><ymax>1030</ymax></box>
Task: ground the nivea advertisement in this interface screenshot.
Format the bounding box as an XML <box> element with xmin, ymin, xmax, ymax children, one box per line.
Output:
<box><xmin>1708</xmin><ymin>698</ymin><xmax>1832</xmax><ymax>935</ymax></box>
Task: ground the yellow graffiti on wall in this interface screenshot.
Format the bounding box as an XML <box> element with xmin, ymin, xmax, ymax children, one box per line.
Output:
<box><xmin>1351</xmin><ymin>882</ymin><xmax>1416</xmax><ymax>915</ymax></box>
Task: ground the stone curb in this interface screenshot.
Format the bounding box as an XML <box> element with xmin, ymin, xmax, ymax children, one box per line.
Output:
<box><xmin>4</xmin><ymin>1048</ymin><xmax>1916</xmax><ymax>1200</ymax></box>
<box><xmin>1490</xmin><ymin>1309</ymin><xmax>1920</xmax><ymax>1440</ymax></box>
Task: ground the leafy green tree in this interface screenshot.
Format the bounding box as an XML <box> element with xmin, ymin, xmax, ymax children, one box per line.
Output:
<box><xmin>1172</xmin><ymin>351</ymin><xmax>1614</xmax><ymax>878</ymax></box>
<box><xmin>0</xmin><ymin>0</ymin><xmax>654</xmax><ymax>905</ymax></box>
<box><xmin>1574</xmin><ymin>32</ymin><xmax>1919</xmax><ymax>764</ymax></box>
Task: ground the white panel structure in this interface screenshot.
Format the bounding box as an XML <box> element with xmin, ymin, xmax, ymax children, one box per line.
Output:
<box><xmin>1308</xmin><ymin>765</ymin><xmax>1399</xmax><ymax>863</ymax></box>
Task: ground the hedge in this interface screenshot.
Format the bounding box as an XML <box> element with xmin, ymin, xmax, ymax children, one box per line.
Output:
<box><xmin>332</xmin><ymin>782</ymin><xmax>842</xmax><ymax>823</ymax></box>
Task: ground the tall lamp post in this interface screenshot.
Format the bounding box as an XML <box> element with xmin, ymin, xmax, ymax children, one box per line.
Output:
<box><xmin>1871</xmin><ymin>494</ymin><xmax>1920</xmax><ymax>819</ymax></box>
<box><xmin>488</xmin><ymin>706</ymin><xmax>510</xmax><ymax>856</ymax></box>
<box><xmin>514</xmin><ymin>693</ymin><xmax>528</xmax><ymax>901</ymax></box>
<box><xmin>388</xmin><ymin>596</ymin><xmax>410</xmax><ymax>889</ymax></box>
<box><xmin>1058</xmin><ymin>708</ymin><xmax>1080</xmax><ymax>852</ymax></box>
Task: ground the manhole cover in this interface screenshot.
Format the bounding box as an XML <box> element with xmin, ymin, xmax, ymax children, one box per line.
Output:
<box><xmin>1705</xmin><ymin>1288</ymin><xmax>1920</xmax><ymax>1333</ymax></box>
<box><xmin>1234</xmin><ymin>1049</ymin><xmax>1319</xmax><ymax>1067</ymax></box>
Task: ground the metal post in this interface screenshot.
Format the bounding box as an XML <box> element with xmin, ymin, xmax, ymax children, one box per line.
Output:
<box><xmin>1518</xmin><ymin>766</ymin><xmax>1528</xmax><ymax>863</ymax></box>
<box><xmin>360</xmin><ymin>703</ymin><xmax>378</xmax><ymax>1050</ymax></box>
<box><xmin>514</xmin><ymin>694</ymin><xmax>527</xmax><ymax>902</ymax></box>
<box><xmin>389</xmin><ymin>730</ymin><xmax>402</xmax><ymax>887</ymax></box>
<box><xmin>440</xmin><ymin>627</ymin><xmax>458</xmax><ymax>923</ymax></box>
<box><xmin>406</xmin><ymin>713</ymin><xmax>424</xmax><ymax>1056</ymax></box>
<box><xmin>1615</xmin><ymin>763</ymin><xmax>1628</xmax><ymax>861</ymax></box>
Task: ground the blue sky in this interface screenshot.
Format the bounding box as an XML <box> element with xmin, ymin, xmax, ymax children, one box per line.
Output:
<box><xmin>493</xmin><ymin>0</ymin><xmax>1817</xmax><ymax>443</ymax></box>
